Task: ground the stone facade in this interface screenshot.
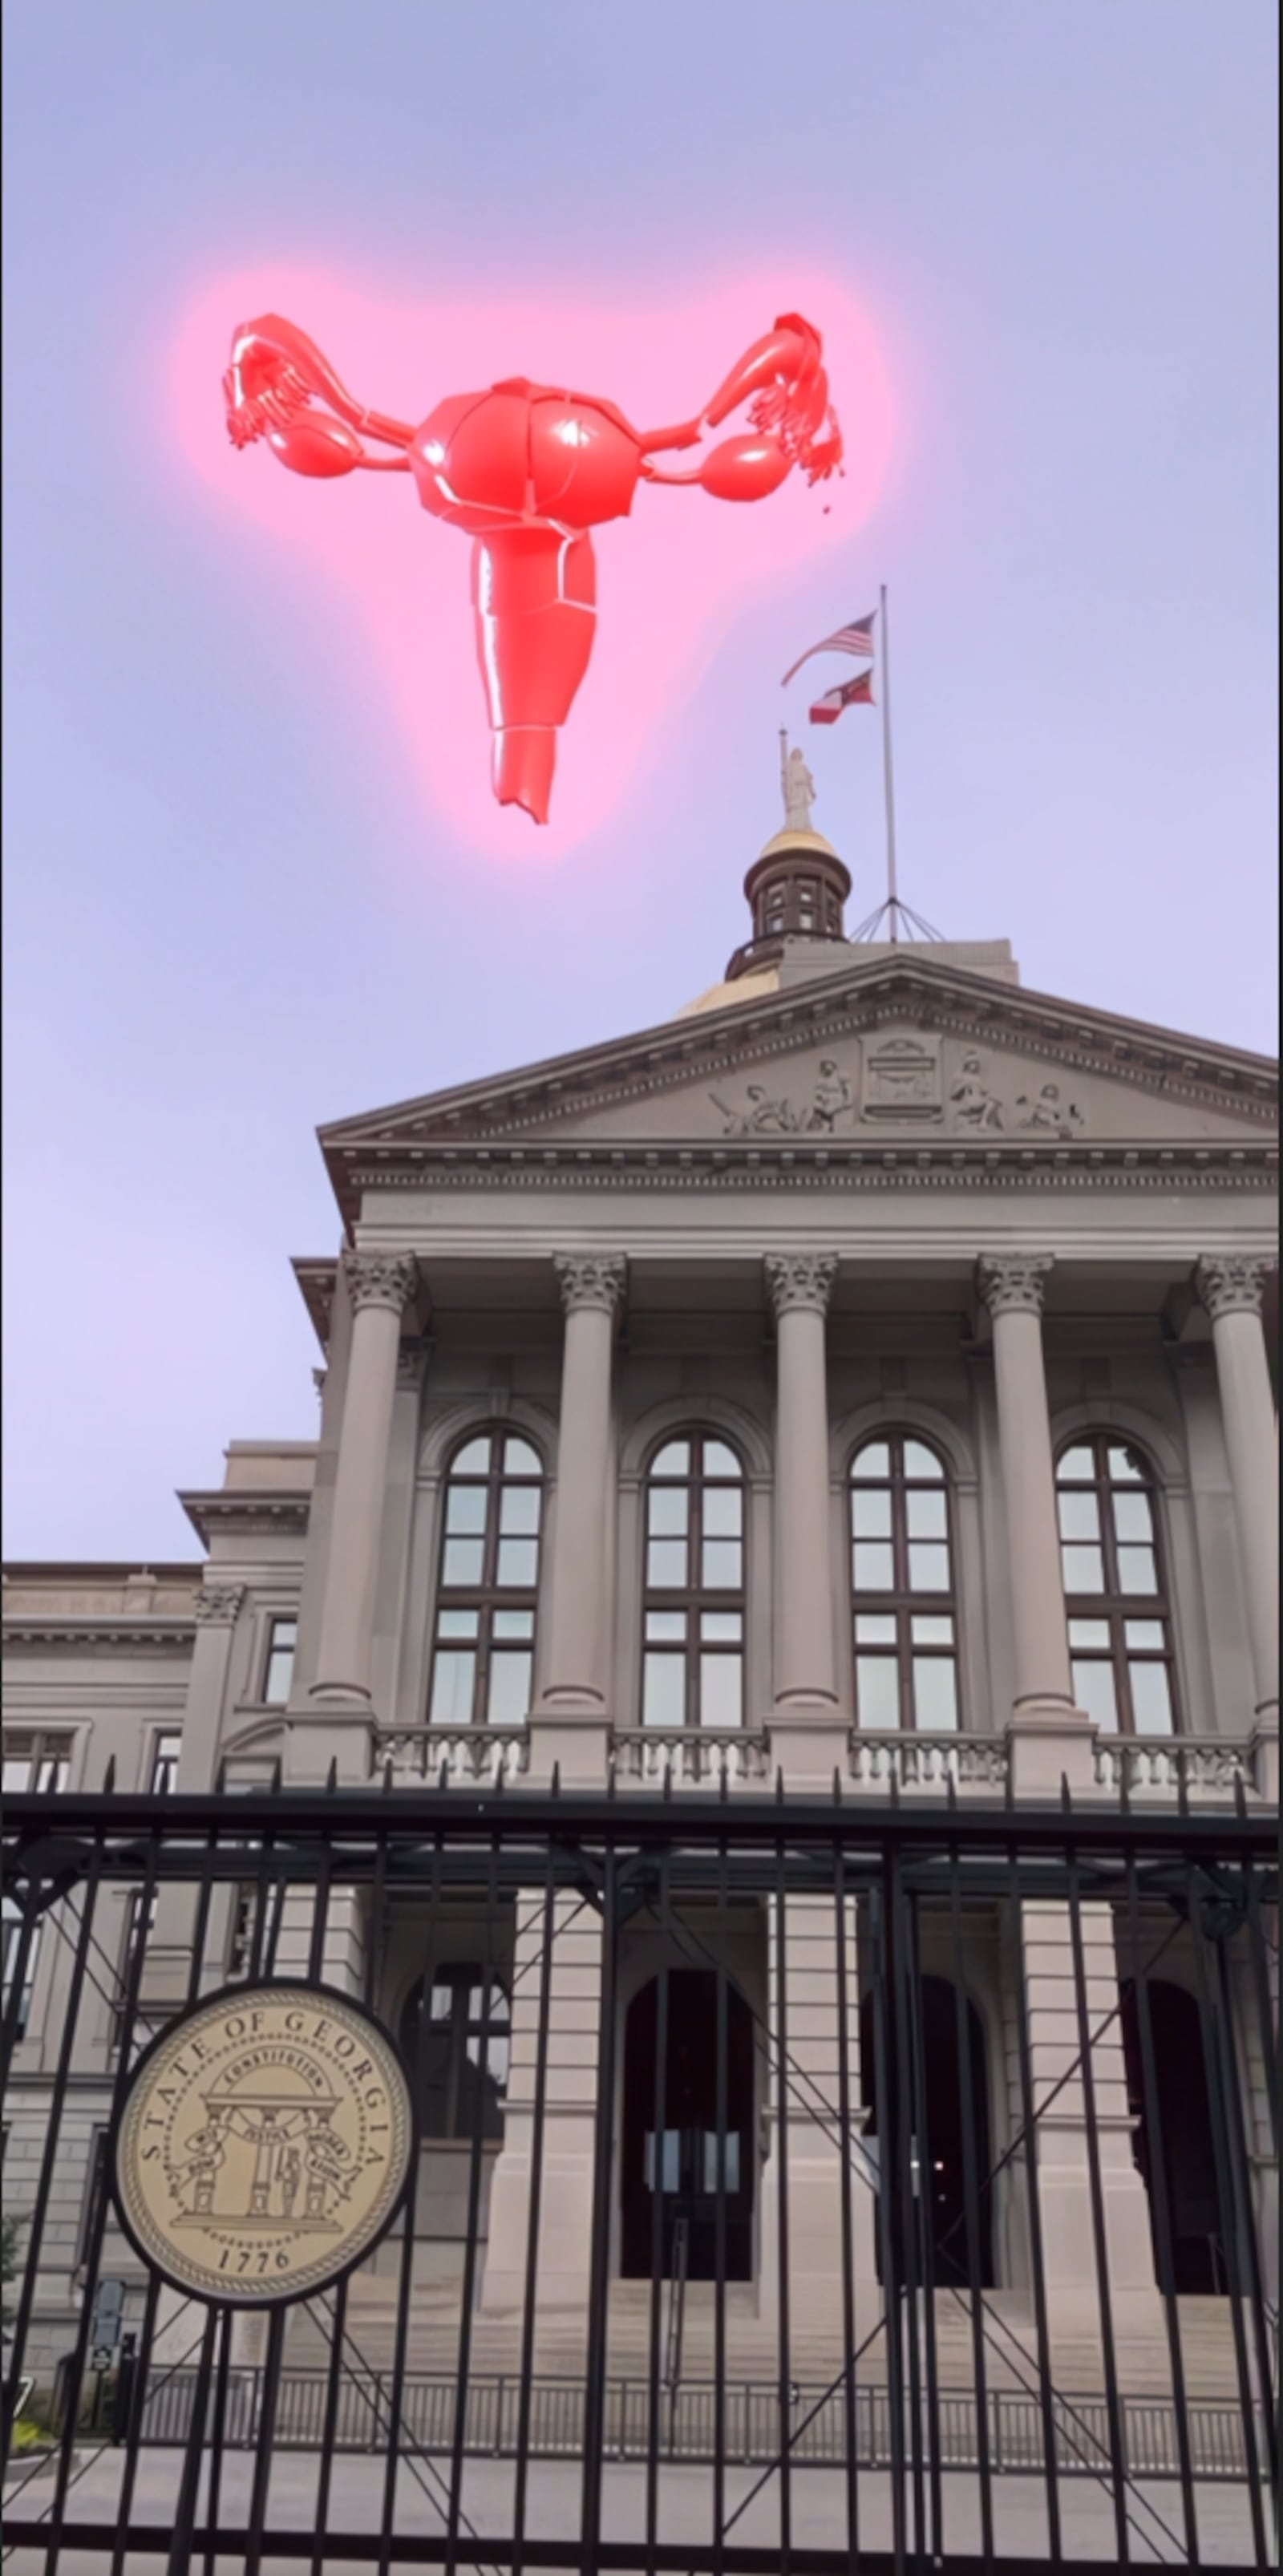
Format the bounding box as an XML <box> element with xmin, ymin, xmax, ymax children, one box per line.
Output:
<box><xmin>3</xmin><ymin>824</ymin><xmax>1278</xmax><ymax>2382</ymax></box>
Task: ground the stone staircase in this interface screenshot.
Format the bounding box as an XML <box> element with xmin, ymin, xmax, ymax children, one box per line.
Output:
<box><xmin>285</xmin><ymin>2267</ymin><xmax>1257</xmax><ymax>2402</ymax></box>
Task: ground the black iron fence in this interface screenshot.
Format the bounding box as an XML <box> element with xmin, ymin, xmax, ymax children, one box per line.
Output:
<box><xmin>2</xmin><ymin>1777</ymin><xmax>1277</xmax><ymax>2573</ymax></box>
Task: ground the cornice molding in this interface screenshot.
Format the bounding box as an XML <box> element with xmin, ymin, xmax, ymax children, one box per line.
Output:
<box><xmin>334</xmin><ymin>1140</ymin><xmax>1278</xmax><ymax>1199</ymax></box>
<box><xmin>179</xmin><ymin>1492</ymin><xmax>312</xmax><ymax>1544</ymax></box>
<box><xmin>2</xmin><ymin>1618</ymin><xmax>196</xmax><ymax>1650</ymax></box>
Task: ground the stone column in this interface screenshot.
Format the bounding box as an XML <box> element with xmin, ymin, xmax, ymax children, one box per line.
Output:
<box><xmin>1194</xmin><ymin>1257</ymin><xmax>1279</xmax><ymax>1751</ymax></box>
<box><xmin>308</xmin><ymin>1251</ymin><xmax>417</xmax><ymax>1718</ymax></box>
<box><xmin>142</xmin><ymin>1584</ymin><xmax>247</xmax><ymax>2009</ymax></box>
<box><xmin>764</xmin><ymin>1254</ymin><xmax>840</xmax><ymax>1779</ymax></box>
<box><xmin>530</xmin><ymin>1254</ymin><xmax>626</xmax><ymax>1784</ymax></box>
<box><xmin>977</xmin><ymin>1254</ymin><xmax>1092</xmax><ymax>1794</ymax></box>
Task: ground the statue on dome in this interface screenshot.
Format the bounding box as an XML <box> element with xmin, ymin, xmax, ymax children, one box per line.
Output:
<box><xmin>779</xmin><ymin>733</ymin><xmax>817</xmax><ymax>833</ymax></box>
<box><xmin>222</xmin><ymin>310</ymin><xmax>843</xmax><ymax>826</ymax></box>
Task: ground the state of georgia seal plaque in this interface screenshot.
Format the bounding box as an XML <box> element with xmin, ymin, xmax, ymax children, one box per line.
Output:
<box><xmin>113</xmin><ymin>1983</ymin><xmax>415</xmax><ymax>2306</ymax></box>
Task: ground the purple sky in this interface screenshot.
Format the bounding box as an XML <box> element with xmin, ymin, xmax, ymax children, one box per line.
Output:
<box><xmin>2</xmin><ymin>1</ymin><xmax>1277</xmax><ymax>1562</ymax></box>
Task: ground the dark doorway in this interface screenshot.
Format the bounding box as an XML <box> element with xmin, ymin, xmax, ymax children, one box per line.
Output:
<box><xmin>621</xmin><ymin>1970</ymin><xmax>755</xmax><ymax>2281</ymax></box>
<box><xmin>860</xmin><ymin>1974</ymin><xmax>994</xmax><ymax>2287</ymax></box>
<box><xmin>1120</xmin><ymin>1979</ymin><xmax>1224</xmax><ymax>2293</ymax></box>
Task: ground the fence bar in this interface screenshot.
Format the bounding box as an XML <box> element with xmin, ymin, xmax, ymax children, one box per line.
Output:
<box><xmin>512</xmin><ymin>1845</ymin><xmax>558</xmax><ymax>2576</ymax></box>
<box><xmin>949</xmin><ymin>1837</ymin><xmax>994</xmax><ymax>2570</ymax></box>
<box><xmin>1063</xmin><ymin>1838</ymin><xmax>1130</xmax><ymax>2566</ymax></box>
<box><xmin>1123</xmin><ymin>1851</ymin><xmax>1199</xmax><ymax>2564</ymax></box>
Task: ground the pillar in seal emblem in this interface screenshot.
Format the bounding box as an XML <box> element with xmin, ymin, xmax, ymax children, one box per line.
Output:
<box><xmin>112</xmin><ymin>1982</ymin><xmax>415</xmax><ymax>2306</ymax></box>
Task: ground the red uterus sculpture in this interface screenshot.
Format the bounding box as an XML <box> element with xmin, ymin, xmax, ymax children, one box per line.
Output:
<box><xmin>223</xmin><ymin>311</ymin><xmax>842</xmax><ymax>823</ymax></box>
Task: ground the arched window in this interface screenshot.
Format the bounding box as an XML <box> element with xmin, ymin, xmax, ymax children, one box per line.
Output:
<box><xmin>849</xmin><ymin>1436</ymin><xmax>958</xmax><ymax>1732</ymax></box>
<box><xmin>399</xmin><ymin>1966</ymin><xmax>509</xmax><ymax>2139</ymax></box>
<box><xmin>1056</xmin><ymin>1436</ymin><xmax>1177</xmax><ymax>1736</ymax></box>
<box><xmin>642</xmin><ymin>1435</ymin><xmax>745</xmax><ymax>1729</ymax></box>
<box><xmin>428</xmin><ymin>1432</ymin><xmax>544</xmax><ymax>1728</ymax></box>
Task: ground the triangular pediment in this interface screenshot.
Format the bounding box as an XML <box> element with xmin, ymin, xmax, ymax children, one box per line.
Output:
<box><xmin>320</xmin><ymin>952</ymin><xmax>1277</xmax><ymax>1212</ymax></box>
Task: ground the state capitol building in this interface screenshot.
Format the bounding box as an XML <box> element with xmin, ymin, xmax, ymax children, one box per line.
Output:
<box><xmin>2</xmin><ymin>765</ymin><xmax>1277</xmax><ymax>2558</ymax></box>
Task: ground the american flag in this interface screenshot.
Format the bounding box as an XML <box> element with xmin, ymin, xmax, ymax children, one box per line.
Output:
<box><xmin>781</xmin><ymin>610</ymin><xmax>876</xmax><ymax>688</ymax></box>
<box><xmin>810</xmin><ymin>670</ymin><xmax>876</xmax><ymax>725</ymax></box>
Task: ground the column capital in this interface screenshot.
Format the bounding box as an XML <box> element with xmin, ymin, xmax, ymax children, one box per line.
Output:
<box><xmin>345</xmin><ymin>1250</ymin><xmax>419</xmax><ymax>1317</ymax></box>
<box><xmin>764</xmin><ymin>1252</ymin><xmax>839</xmax><ymax>1318</ymax></box>
<box><xmin>194</xmin><ymin>1582</ymin><xmax>245</xmax><ymax>1630</ymax></box>
<box><xmin>977</xmin><ymin>1253</ymin><xmax>1054</xmax><ymax>1318</ymax></box>
<box><xmin>552</xmin><ymin>1252</ymin><xmax>627</xmax><ymax>1317</ymax></box>
<box><xmin>1193</xmin><ymin>1254</ymin><xmax>1274</xmax><ymax>1322</ymax></box>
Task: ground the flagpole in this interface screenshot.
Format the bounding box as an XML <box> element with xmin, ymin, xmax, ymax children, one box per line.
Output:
<box><xmin>879</xmin><ymin>581</ymin><xmax>899</xmax><ymax>941</ymax></box>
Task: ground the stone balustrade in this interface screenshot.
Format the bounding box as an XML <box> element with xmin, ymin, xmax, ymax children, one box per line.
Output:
<box><xmin>609</xmin><ymin>1728</ymin><xmax>771</xmax><ymax>1788</ymax></box>
<box><xmin>848</xmin><ymin>1732</ymin><xmax>1010</xmax><ymax>1793</ymax></box>
<box><xmin>374</xmin><ymin>1727</ymin><xmax>530</xmax><ymax>1785</ymax></box>
<box><xmin>1092</xmin><ymin>1734</ymin><xmax>1253</xmax><ymax>1800</ymax></box>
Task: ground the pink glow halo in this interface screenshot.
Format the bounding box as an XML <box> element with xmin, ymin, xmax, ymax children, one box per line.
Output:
<box><xmin>171</xmin><ymin>270</ymin><xmax>894</xmax><ymax>860</ymax></box>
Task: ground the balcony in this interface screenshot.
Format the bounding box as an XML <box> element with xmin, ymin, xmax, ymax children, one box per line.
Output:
<box><xmin>370</xmin><ymin>1723</ymin><xmax>1268</xmax><ymax>1805</ymax></box>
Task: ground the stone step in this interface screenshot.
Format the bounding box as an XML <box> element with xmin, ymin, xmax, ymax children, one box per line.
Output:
<box><xmin>284</xmin><ymin>2281</ymin><xmax>1255</xmax><ymax>2400</ymax></box>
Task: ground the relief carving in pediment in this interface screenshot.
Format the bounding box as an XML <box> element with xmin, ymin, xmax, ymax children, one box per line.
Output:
<box><xmin>707</xmin><ymin>1036</ymin><xmax>1087</xmax><ymax>1140</ymax></box>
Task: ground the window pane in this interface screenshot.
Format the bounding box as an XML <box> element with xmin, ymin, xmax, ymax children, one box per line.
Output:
<box><xmin>487</xmin><ymin>1651</ymin><xmax>533</xmax><ymax>1725</ymax></box>
<box><xmin>700</xmin><ymin>1612</ymin><xmax>743</xmax><ymax>1643</ymax></box>
<box><xmin>496</xmin><ymin>1537</ymin><xmax>539</xmax><ymax>1587</ymax></box>
<box><xmin>1111</xmin><ymin>1491</ymin><xmax>1154</xmax><ymax>1544</ymax></box>
<box><xmin>652</xmin><ymin>1440</ymin><xmax>690</xmax><ymax>1476</ymax></box>
<box><xmin>702</xmin><ymin>1485</ymin><xmax>743</xmax><ymax>1538</ymax></box>
<box><xmin>912</xmin><ymin>1658</ymin><xmax>957</xmax><ymax>1732</ymax></box>
<box><xmin>500</xmin><ymin>1484</ymin><xmax>541</xmax><ymax>1535</ymax></box>
<box><xmin>702</xmin><ymin>2130</ymin><xmax>741</xmax><ymax>2193</ymax></box>
<box><xmin>903</xmin><ymin>1441</ymin><xmax>945</xmax><ymax>1481</ymax></box>
<box><xmin>430</xmin><ymin>1649</ymin><xmax>476</xmax><ymax>1727</ymax></box>
<box><xmin>1129</xmin><ymin>1663</ymin><xmax>1174</xmax><ymax>1736</ymax></box>
<box><xmin>643</xmin><ymin>1654</ymin><xmax>686</xmax><ymax>1728</ymax></box>
<box><xmin>1058</xmin><ymin>1445</ymin><xmax>1095</xmax><ymax>1481</ymax></box>
<box><xmin>453</xmin><ymin>1438</ymin><xmax>492</xmax><ymax>1473</ymax></box>
<box><xmin>1057</xmin><ymin>1491</ymin><xmax>1100</xmax><ymax>1541</ymax></box>
<box><xmin>646</xmin><ymin>1610</ymin><xmax>686</xmax><ymax>1642</ymax></box>
<box><xmin>702</xmin><ymin>1441</ymin><xmax>741</xmax><ymax>1480</ymax></box>
<box><xmin>1072</xmin><ymin>1659</ymin><xmax>1119</xmax><ymax>1732</ymax></box>
<box><xmin>1116</xmin><ymin>1545</ymin><xmax>1158</xmax><ymax>1595</ymax></box>
<box><xmin>851</xmin><ymin>1443</ymin><xmax>891</xmax><ymax>1481</ymax></box>
<box><xmin>647</xmin><ymin>1538</ymin><xmax>688</xmax><ymax>1588</ymax></box>
<box><xmin>701</xmin><ymin>1539</ymin><xmax>742</xmax><ymax>1590</ymax></box>
<box><xmin>853</xmin><ymin>1542</ymin><xmax>894</xmax><ymax>1590</ymax></box>
<box><xmin>905</xmin><ymin>1490</ymin><xmax>948</xmax><ymax>1540</ymax></box>
<box><xmin>1062</xmin><ymin>1544</ymin><xmax>1105</xmax><ymax>1593</ymax></box>
<box><xmin>492</xmin><ymin>1608</ymin><xmax>535</xmax><ymax>1640</ymax></box>
<box><xmin>648</xmin><ymin>1487</ymin><xmax>689</xmax><ymax>1537</ymax></box>
<box><xmin>1123</xmin><ymin>1619</ymin><xmax>1165</xmax><ymax>1652</ymax></box>
<box><xmin>855</xmin><ymin>1657</ymin><xmax>901</xmax><ymax>1731</ymax></box>
<box><xmin>1068</xmin><ymin>1618</ymin><xmax>1111</xmax><ymax>1649</ymax></box>
<box><xmin>908</xmin><ymin>1543</ymin><xmax>950</xmax><ymax>1592</ymax></box>
<box><xmin>504</xmin><ymin>1437</ymin><xmax>540</xmax><ymax>1475</ymax></box>
<box><xmin>438</xmin><ymin>1609</ymin><xmax>480</xmax><ymax>1639</ymax></box>
<box><xmin>852</xmin><ymin>1489</ymin><xmax>892</xmax><ymax>1537</ymax></box>
<box><xmin>2</xmin><ymin>1760</ymin><xmax>30</xmax><ymax>1794</ymax></box>
<box><xmin>855</xmin><ymin>1614</ymin><xmax>897</xmax><ymax>1644</ymax></box>
<box><xmin>443</xmin><ymin>1537</ymin><xmax>485</xmax><ymax>1586</ymax></box>
<box><xmin>698</xmin><ymin>1654</ymin><xmax>743</xmax><ymax>1730</ymax></box>
<box><xmin>445</xmin><ymin>1484</ymin><xmax>488</xmax><ymax>1534</ymax></box>
<box><xmin>911</xmin><ymin>1614</ymin><xmax>954</xmax><ymax>1646</ymax></box>
<box><xmin>1108</xmin><ymin>1445</ymin><xmax>1145</xmax><ymax>1482</ymax></box>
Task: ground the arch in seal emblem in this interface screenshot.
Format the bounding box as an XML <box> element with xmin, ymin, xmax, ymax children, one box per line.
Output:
<box><xmin>112</xmin><ymin>1981</ymin><xmax>415</xmax><ymax>2307</ymax></box>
